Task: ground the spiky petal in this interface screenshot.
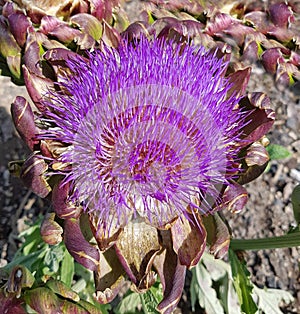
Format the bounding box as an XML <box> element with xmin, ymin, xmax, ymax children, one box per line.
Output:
<box><xmin>42</xmin><ymin>37</ymin><xmax>245</xmax><ymax>231</ymax></box>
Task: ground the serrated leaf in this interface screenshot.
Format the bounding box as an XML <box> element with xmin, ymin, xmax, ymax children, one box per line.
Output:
<box><xmin>291</xmin><ymin>184</ymin><xmax>300</xmax><ymax>225</ymax></box>
<box><xmin>140</xmin><ymin>293</ymin><xmax>159</xmax><ymax>314</ymax></box>
<box><xmin>150</xmin><ymin>282</ymin><xmax>163</xmax><ymax>303</ymax></box>
<box><xmin>229</xmin><ymin>249</ymin><xmax>258</xmax><ymax>314</ymax></box>
<box><xmin>253</xmin><ymin>286</ymin><xmax>294</xmax><ymax>314</ymax></box>
<box><xmin>266</xmin><ymin>144</ymin><xmax>291</xmax><ymax>160</ymax></box>
<box><xmin>202</xmin><ymin>252</ymin><xmax>227</xmax><ymax>281</ymax></box>
<box><xmin>43</xmin><ymin>245</ymin><xmax>65</xmax><ymax>275</ymax></box>
<box><xmin>191</xmin><ymin>262</ymin><xmax>225</xmax><ymax>314</ymax></box>
<box><xmin>201</xmin><ymin>253</ymin><xmax>241</xmax><ymax>314</ymax></box>
<box><xmin>219</xmin><ymin>274</ymin><xmax>242</xmax><ymax>314</ymax></box>
<box><xmin>114</xmin><ymin>292</ymin><xmax>141</xmax><ymax>314</ymax></box>
<box><xmin>140</xmin><ymin>283</ymin><xmax>163</xmax><ymax>314</ymax></box>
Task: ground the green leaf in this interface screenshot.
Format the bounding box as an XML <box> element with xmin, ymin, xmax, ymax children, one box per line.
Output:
<box><xmin>114</xmin><ymin>291</ymin><xmax>141</xmax><ymax>314</ymax></box>
<box><xmin>291</xmin><ymin>184</ymin><xmax>300</xmax><ymax>225</ymax></box>
<box><xmin>190</xmin><ymin>269</ymin><xmax>200</xmax><ymax>311</ymax></box>
<box><xmin>220</xmin><ymin>274</ymin><xmax>242</xmax><ymax>314</ymax></box>
<box><xmin>60</xmin><ymin>249</ymin><xmax>74</xmax><ymax>287</ymax></box>
<box><xmin>253</xmin><ymin>286</ymin><xmax>294</xmax><ymax>314</ymax></box>
<box><xmin>46</xmin><ymin>279</ymin><xmax>80</xmax><ymax>302</ymax></box>
<box><xmin>43</xmin><ymin>245</ymin><xmax>65</xmax><ymax>275</ymax></box>
<box><xmin>201</xmin><ymin>252</ymin><xmax>227</xmax><ymax>281</ymax></box>
<box><xmin>229</xmin><ymin>249</ymin><xmax>258</xmax><ymax>314</ymax></box>
<box><xmin>266</xmin><ymin>144</ymin><xmax>291</xmax><ymax>160</ymax></box>
<box><xmin>2</xmin><ymin>248</ymin><xmax>47</xmax><ymax>272</ymax></box>
<box><xmin>72</xmin><ymin>263</ymin><xmax>109</xmax><ymax>312</ymax></box>
<box><xmin>18</xmin><ymin>224</ymin><xmax>44</xmax><ymax>256</ymax></box>
<box><xmin>201</xmin><ymin>253</ymin><xmax>241</xmax><ymax>314</ymax></box>
<box><xmin>191</xmin><ymin>261</ymin><xmax>225</xmax><ymax>314</ymax></box>
<box><xmin>77</xmin><ymin>299</ymin><xmax>109</xmax><ymax>314</ymax></box>
<box><xmin>149</xmin><ymin>282</ymin><xmax>163</xmax><ymax>304</ymax></box>
<box><xmin>140</xmin><ymin>282</ymin><xmax>163</xmax><ymax>314</ymax></box>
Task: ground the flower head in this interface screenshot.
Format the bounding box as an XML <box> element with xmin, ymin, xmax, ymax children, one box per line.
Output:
<box><xmin>42</xmin><ymin>37</ymin><xmax>244</xmax><ymax>231</ymax></box>
<box><xmin>10</xmin><ymin>34</ymin><xmax>275</xmax><ymax>312</ymax></box>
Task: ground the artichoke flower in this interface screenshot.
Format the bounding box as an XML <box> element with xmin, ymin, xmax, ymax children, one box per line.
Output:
<box><xmin>8</xmin><ymin>22</ymin><xmax>275</xmax><ymax>311</ymax></box>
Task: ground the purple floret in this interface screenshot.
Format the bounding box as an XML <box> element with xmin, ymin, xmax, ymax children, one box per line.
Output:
<box><xmin>41</xmin><ymin>37</ymin><xmax>245</xmax><ymax>230</ymax></box>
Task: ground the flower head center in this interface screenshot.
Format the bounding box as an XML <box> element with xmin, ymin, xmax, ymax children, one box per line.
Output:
<box><xmin>129</xmin><ymin>140</ymin><xmax>181</xmax><ymax>194</ymax></box>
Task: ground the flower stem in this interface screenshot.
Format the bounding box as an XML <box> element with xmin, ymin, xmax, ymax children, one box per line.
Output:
<box><xmin>230</xmin><ymin>231</ymin><xmax>300</xmax><ymax>251</ymax></box>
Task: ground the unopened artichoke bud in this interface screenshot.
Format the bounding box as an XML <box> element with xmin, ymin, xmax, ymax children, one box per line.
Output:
<box><xmin>40</xmin><ymin>213</ymin><xmax>63</xmax><ymax>245</ymax></box>
<box><xmin>11</xmin><ymin>96</ymin><xmax>39</xmax><ymax>150</ymax></box>
<box><xmin>20</xmin><ymin>153</ymin><xmax>51</xmax><ymax>198</ymax></box>
<box><xmin>4</xmin><ymin>265</ymin><xmax>35</xmax><ymax>298</ymax></box>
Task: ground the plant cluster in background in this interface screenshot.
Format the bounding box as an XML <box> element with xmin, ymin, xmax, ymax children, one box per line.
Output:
<box><xmin>0</xmin><ymin>0</ymin><xmax>299</xmax><ymax>313</ymax></box>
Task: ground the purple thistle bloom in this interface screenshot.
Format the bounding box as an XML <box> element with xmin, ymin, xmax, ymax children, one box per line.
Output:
<box><xmin>8</xmin><ymin>33</ymin><xmax>276</xmax><ymax>311</ymax></box>
<box><xmin>42</xmin><ymin>37</ymin><xmax>244</xmax><ymax>233</ymax></box>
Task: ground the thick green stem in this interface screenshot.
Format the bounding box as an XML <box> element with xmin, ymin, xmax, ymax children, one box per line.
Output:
<box><xmin>230</xmin><ymin>232</ymin><xmax>300</xmax><ymax>251</ymax></box>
